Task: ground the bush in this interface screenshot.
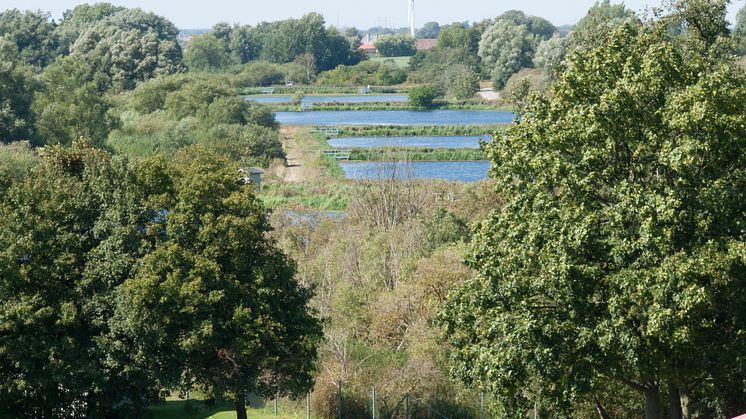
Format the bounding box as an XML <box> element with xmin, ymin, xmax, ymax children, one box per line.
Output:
<box><xmin>408</xmin><ymin>85</ymin><xmax>440</xmax><ymax>109</ymax></box>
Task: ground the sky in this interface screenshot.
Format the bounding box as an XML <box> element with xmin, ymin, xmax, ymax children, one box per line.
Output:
<box><xmin>3</xmin><ymin>0</ymin><xmax>745</xmax><ymax>29</ymax></box>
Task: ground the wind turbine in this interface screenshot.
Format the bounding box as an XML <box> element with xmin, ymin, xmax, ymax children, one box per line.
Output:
<box><xmin>408</xmin><ymin>0</ymin><xmax>415</xmax><ymax>37</ymax></box>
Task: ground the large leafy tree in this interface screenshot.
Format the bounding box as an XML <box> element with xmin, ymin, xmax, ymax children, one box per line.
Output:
<box><xmin>437</xmin><ymin>23</ymin><xmax>480</xmax><ymax>54</ymax></box>
<box><xmin>0</xmin><ymin>59</ymin><xmax>37</xmax><ymax>144</ymax></box>
<box><xmin>478</xmin><ymin>19</ymin><xmax>534</xmax><ymax>88</ymax></box>
<box><xmin>70</xmin><ymin>8</ymin><xmax>183</xmax><ymax>90</ymax></box>
<box><xmin>375</xmin><ymin>34</ymin><xmax>417</xmax><ymax>57</ymax></box>
<box><xmin>0</xmin><ymin>141</ymin><xmax>159</xmax><ymax>417</ymax></box>
<box><xmin>32</xmin><ymin>56</ymin><xmax>118</xmax><ymax>146</ymax></box>
<box><xmin>569</xmin><ymin>0</ymin><xmax>636</xmax><ymax>51</ymax></box>
<box><xmin>0</xmin><ymin>9</ymin><xmax>59</xmax><ymax>69</ymax></box>
<box><xmin>55</xmin><ymin>3</ymin><xmax>125</xmax><ymax>54</ymax></box>
<box><xmin>115</xmin><ymin>147</ymin><xmax>322</xmax><ymax>419</ymax></box>
<box><xmin>441</xmin><ymin>9</ymin><xmax>746</xmax><ymax>419</ymax></box>
<box><xmin>184</xmin><ymin>33</ymin><xmax>233</xmax><ymax>72</ymax></box>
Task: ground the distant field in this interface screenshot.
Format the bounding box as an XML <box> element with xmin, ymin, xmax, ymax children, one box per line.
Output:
<box><xmin>371</xmin><ymin>56</ymin><xmax>411</xmax><ymax>68</ymax></box>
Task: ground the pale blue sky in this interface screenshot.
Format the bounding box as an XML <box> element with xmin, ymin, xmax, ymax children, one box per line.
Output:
<box><xmin>4</xmin><ymin>0</ymin><xmax>744</xmax><ymax>29</ymax></box>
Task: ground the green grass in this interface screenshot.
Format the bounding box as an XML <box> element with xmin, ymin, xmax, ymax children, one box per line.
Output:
<box><xmin>258</xmin><ymin>180</ymin><xmax>352</xmax><ymax>211</ymax></box>
<box><xmin>149</xmin><ymin>398</ymin><xmax>311</xmax><ymax>419</ymax></box>
<box><xmin>348</xmin><ymin>148</ymin><xmax>486</xmax><ymax>161</ymax></box>
<box><xmin>371</xmin><ymin>56</ymin><xmax>411</xmax><ymax>69</ymax></box>
<box><xmin>334</xmin><ymin>124</ymin><xmax>506</xmax><ymax>138</ymax></box>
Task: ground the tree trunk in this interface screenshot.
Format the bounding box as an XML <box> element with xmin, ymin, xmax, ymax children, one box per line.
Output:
<box><xmin>680</xmin><ymin>387</ymin><xmax>691</xmax><ymax>419</ymax></box>
<box><xmin>644</xmin><ymin>385</ymin><xmax>661</xmax><ymax>419</ymax></box>
<box><xmin>668</xmin><ymin>384</ymin><xmax>682</xmax><ymax>419</ymax></box>
<box><xmin>594</xmin><ymin>396</ymin><xmax>611</xmax><ymax>419</ymax></box>
<box><xmin>236</xmin><ymin>396</ymin><xmax>248</xmax><ymax>419</ymax></box>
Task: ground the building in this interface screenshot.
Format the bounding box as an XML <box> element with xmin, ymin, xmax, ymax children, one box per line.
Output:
<box><xmin>359</xmin><ymin>42</ymin><xmax>378</xmax><ymax>58</ymax></box>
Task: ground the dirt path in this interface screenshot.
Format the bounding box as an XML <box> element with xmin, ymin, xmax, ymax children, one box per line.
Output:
<box><xmin>280</xmin><ymin>126</ymin><xmax>304</xmax><ymax>182</ymax></box>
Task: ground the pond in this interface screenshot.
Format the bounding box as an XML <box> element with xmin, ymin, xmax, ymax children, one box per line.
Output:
<box><xmin>328</xmin><ymin>135</ymin><xmax>492</xmax><ymax>149</ymax></box>
<box><xmin>275</xmin><ymin>110</ymin><xmax>513</xmax><ymax>126</ymax></box>
<box><xmin>339</xmin><ymin>160</ymin><xmax>490</xmax><ymax>182</ymax></box>
<box><xmin>245</xmin><ymin>94</ymin><xmax>409</xmax><ymax>104</ymax></box>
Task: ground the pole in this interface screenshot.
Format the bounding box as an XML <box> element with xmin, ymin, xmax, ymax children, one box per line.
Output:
<box><xmin>405</xmin><ymin>394</ymin><xmax>409</xmax><ymax>419</ymax></box>
<box><xmin>372</xmin><ymin>386</ymin><xmax>376</xmax><ymax>419</ymax></box>
<box><xmin>534</xmin><ymin>400</ymin><xmax>538</xmax><ymax>419</ymax></box>
<box><xmin>306</xmin><ymin>392</ymin><xmax>311</xmax><ymax>419</ymax></box>
<box><xmin>274</xmin><ymin>395</ymin><xmax>278</xmax><ymax>415</ymax></box>
<box><xmin>338</xmin><ymin>383</ymin><xmax>343</xmax><ymax>419</ymax></box>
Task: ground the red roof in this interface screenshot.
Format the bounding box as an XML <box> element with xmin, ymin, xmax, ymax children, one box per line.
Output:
<box><xmin>359</xmin><ymin>42</ymin><xmax>377</xmax><ymax>51</ymax></box>
<box><xmin>416</xmin><ymin>38</ymin><xmax>437</xmax><ymax>50</ymax></box>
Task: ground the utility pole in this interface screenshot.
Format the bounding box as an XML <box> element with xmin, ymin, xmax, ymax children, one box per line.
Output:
<box><xmin>372</xmin><ymin>386</ymin><xmax>376</xmax><ymax>419</ymax></box>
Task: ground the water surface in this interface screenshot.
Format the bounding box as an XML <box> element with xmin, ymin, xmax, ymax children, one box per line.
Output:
<box><xmin>328</xmin><ymin>135</ymin><xmax>492</xmax><ymax>149</ymax></box>
<box><xmin>246</xmin><ymin>94</ymin><xmax>408</xmax><ymax>104</ymax></box>
<box><xmin>276</xmin><ymin>110</ymin><xmax>513</xmax><ymax>126</ymax></box>
<box><xmin>339</xmin><ymin>160</ymin><xmax>490</xmax><ymax>182</ymax></box>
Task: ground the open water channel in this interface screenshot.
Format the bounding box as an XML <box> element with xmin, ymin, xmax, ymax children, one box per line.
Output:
<box><xmin>246</xmin><ymin>94</ymin><xmax>409</xmax><ymax>104</ymax></box>
<box><xmin>275</xmin><ymin>110</ymin><xmax>513</xmax><ymax>126</ymax></box>
<box><xmin>328</xmin><ymin>135</ymin><xmax>492</xmax><ymax>149</ymax></box>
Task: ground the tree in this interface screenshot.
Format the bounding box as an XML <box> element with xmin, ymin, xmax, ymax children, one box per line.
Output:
<box><xmin>0</xmin><ymin>9</ymin><xmax>59</xmax><ymax>69</ymax></box>
<box><xmin>70</xmin><ymin>8</ymin><xmax>183</xmax><ymax>90</ymax></box>
<box><xmin>734</xmin><ymin>2</ymin><xmax>746</xmax><ymax>53</ymax></box>
<box><xmin>55</xmin><ymin>3</ymin><xmax>125</xmax><ymax>54</ymax></box>
<box><xmin>0</xmin><ymin>140</ymin><xmax>38</xmax><ymax>196</ymax></box>
<box><xmin>437</xmin><ymin>23</ymin><xmax>479</xmax><ymax>54</ymax></box>
<box><xmin>443</xmin><ymin>64</ymin><xmax>479</xmax><ymax>100</ymax></box>
<box><xmin>569</xmin><ymin>0</ymin><xmax>636</xmax><ymax>50</ymax></box>
<box><xmin>375</xmin><ymin>34</ymin><xmax>417</xmax><ymax>57</ymax></box>
<box><xmin>497</xmin><ymin>10</ymin><xmax>556</xmax><ymax>41</ymax></box>
<box><xmin>32</xmin><ymin>56</ymin><xmax>118</xmax><ymax>146</ymax></box>
<box><xmin>408</xmin><ymin>85</ymin><xmax>440</xmax><ymax>108</ymax></box>
<box><xmin>230</xmin><ymin>25</ymin><xmax>261</xmax><ymax>64</ymax></box>
<box><xmin>184</xmin><ymin>33</ymin><xmax>233</xmax><ymax>72</ymax></box>
<box><xmin>440</xmin><ymin>15</ymin><xmax>746</xmax><ymax>419</ymax></box>
<box><xmin>417</xmin><ymin>21</ymin><xmax>441</xmax><ymax>39</ymax></box>
<box><xmin>533</xmin><ymin>34</ymin><xmax>568</xmax><ymax>79</ymax></box>
<box><xmin>115</xmin><ymin>147</ymin><xmax>322</xmax><ymax>419</ymax></box>
<box><xmin>0</xmin><ymin>140</ymin><xmax>159</xmax><ymax>417</ymax></box>
<box><xmin>0</xmin><ymin>59</ymin><xmax>36</xmax><ymax>144</ymax></box>
<box><xmin>478</xmin><ymin>19</ymin><xmax>534</xmax><ymax>89</ymax></box>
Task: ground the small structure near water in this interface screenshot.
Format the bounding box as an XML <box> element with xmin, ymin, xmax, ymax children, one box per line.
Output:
<box><xmin>239</xmin><ymin>167</ymin><xmax>263</xmax><ymax>188</ymax></box>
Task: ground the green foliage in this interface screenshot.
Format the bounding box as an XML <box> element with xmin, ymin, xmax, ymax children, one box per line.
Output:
<box><xmin>533</xmin><ymin>34</ymin><xmax>568</xmax><ymax>79</ymax></box>
<box><xmin>0</xmin><ymin>60</ymin><xmax>36</xmax><ymax>144</ymax></box>
<box><xmin>569</xmin><ymin>0</ymin><xmax>636</xmax><ymax>51</ymax></box>
<box><xmin>198</xmin><ymin>123</ymin><xmax>284</xmax><ymax>166</ymax></box>
<box><xmin>0</xmin><ymin>9</ymin><xmax>59</xmax><ymax>69</ymax></box>
<box><xmin>254</xmin><ymin>13</ymin><xmax>363</xmax><ymax>71</ymax></box>
<box><xmin>497</xmin><ymin>10</ymin><xmax>556</xmax><ymax>40</ymax></box>
<box><xmin>375</xmin><ymin>34</ymin><xmax>417</xmax><ymax>57</ymax></box>
<box><xmin>106</xmin><ymin>113</ymin><xmax>197</xmax><ymax>159</ymax></box>
<box><xmin>408</xmin><ymin>85</ymin><xmax>440</xmax><ymax>109</ymax></box>
<box><xmin>348</xmin><ymin>147</ymin><xmax>484</xmax><ymax>162</ymax></box>
<box><xmin>437</xmin><ymin>23</ymin><xmax>480</xmax><ymax>54</ymax></box>
<box><xmin>441</xmin><ymin>17</ymin><xmax>746</xmax><ymax>417</ymax></box>
<box><xmin>417</xmin><ymin>21</ymin><xmax>441</xmax><ymax>39</ymax></box>
<box><xmin>32</xmin><ymin>56</ymin><xmax>118</xmax><ymax>146</ymax></box>
<box><xmin>734</xmin><ymin>2</ymin><xmax>746</xmax><ymax>53</ymax></box>
<box><xmin>116</xmin><ymin>147</ymin><xmax>323</xmax><ymax>410</ymax></box>
<box><xmin>315</xmin><ymin>60</ymin><xmax>406</xmax><ymax>86</ymax></box>
<box><xmin>55</xmin><ymin>3</ymin><xmax>125</xmax><ymax>54</ymax></box>
<box><xmin>0</xmin><ymin>141</ymin><xmax>159</xmax><ymax>417</ymax></box>
<box><xmin>443</xmin><ymin>64</ymin><xmax>479</xmax><ymax>100</ymax></box>
<box><xmin>420</xmin><ymin>208</ymin><xmax>470</xmax><ymax>251</ymax></box>
<box><xmin>335</xmin><ymin>124</ymin><xmax>500</xmax><ymax>137</ymax></box>
<box><xmin>184</xmin><ymin>33</ymin><xmax>233</xmax><ymax>72</ymax></box>
<box><xmin>478</xmin><ymin>19</ymin><xmax>535</xmax><ymax>89</ymax></box>
<box><xmin>236</xmin><ymin>61</ymin><xmax>285</xmax><ymax>87</ymax></box>
<box><xmin>70</xmin><ymin>8</ymin><xmax>183</xmax><ymax>91</ymax></box>
<box><xmin>0</xmin><ymin>140</ymin><xmax>38</xmax><ymax>195</ymax></box>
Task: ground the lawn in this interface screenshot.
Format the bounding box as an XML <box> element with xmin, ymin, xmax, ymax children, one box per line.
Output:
<box><xmin>371</xmin><ymin>56</ymin><xmax>411</xmax><ymax>69</ymax></box>
<box><xmin>148</xmin><ymin>396</ymin><xmax>311</xmax><ymax>419</ymax></box>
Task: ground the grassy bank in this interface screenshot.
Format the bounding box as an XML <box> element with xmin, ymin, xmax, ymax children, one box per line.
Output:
<box><xmin>348</xmin><ymin>148</ymin><xmax>486</xmax><ymax>161</ymax></box>
<box><xmin>333</xmin><ymin>124</ymin><xmax>506</xmax><ymax>137</ymax></box>
<box><xmin>244</xmin><ymin>85</ymin><xmax>407</xmax><ymax>95</ymax></box>
<box><xmin>258</xmin><ymin>180</ymin><xmax>352</xmax><ymax>211</ymax></box>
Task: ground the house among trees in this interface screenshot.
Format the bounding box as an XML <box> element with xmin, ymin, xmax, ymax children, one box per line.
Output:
<box><xmin>359</xmin><ymin>41</ymin><xmax>378</xmax><ymax>58</ymax></box>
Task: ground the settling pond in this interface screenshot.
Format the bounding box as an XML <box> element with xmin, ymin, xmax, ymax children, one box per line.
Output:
<box><xmin>339</xmin><ymin>161</ymin><xmax>490</xmax><ymax>182</ymax></box>
<box><xmin>328</xmin><ymin>135</ymin><xmax>492</xmax><ymax>149</ymax></box>
<box><xmin>275</xmin><ymin>110</ymin><xmax>513</xmax><ymax>126</ymax></box>
<box><xmin>246</xmin><ymin>94</ymin><xmax>408</xmax><ymax>104</ymax></box>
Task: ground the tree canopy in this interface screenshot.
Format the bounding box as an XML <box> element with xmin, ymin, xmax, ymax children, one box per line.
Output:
<box><xmin>441</xmin><ymin>9</ymin><xmax>746</xmax><ymax>419</ymax></box>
